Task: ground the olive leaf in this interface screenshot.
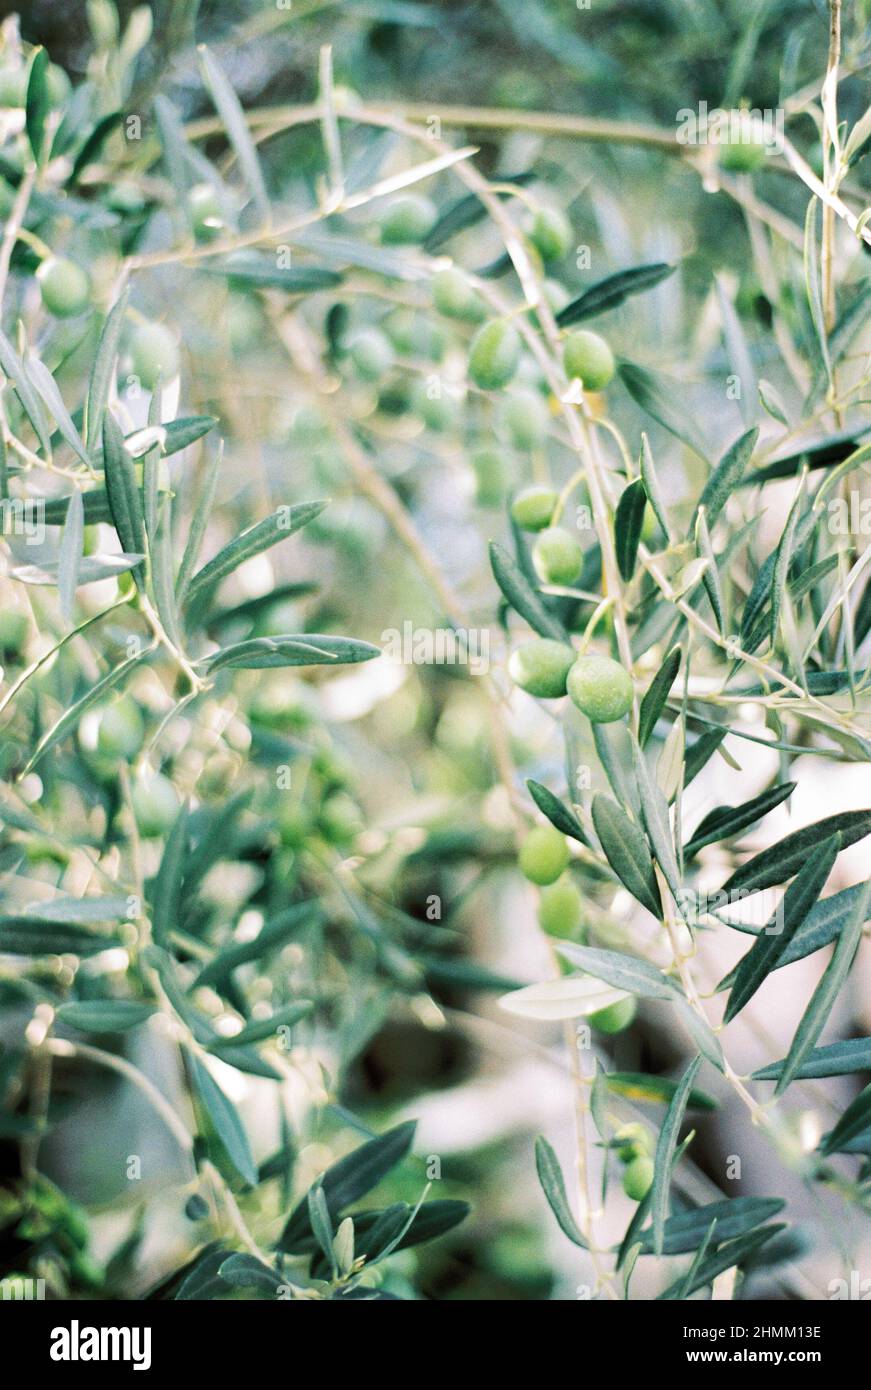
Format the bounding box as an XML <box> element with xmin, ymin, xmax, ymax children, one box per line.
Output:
<box><xmin>555</xmin><ymin>262</ymin><xmax>675</xmax><ymax>328</ymax></box>
<box><xmin>489</xmin><ymin>540</ymin><xmax>569</xmax><ymax>640</ymax></box>
<box><xmin>651</xmin><ymin>1055</ymin><xmax>701</xmax><ymax>1256</ymax></box>
<box><xmin>614</xmin><ymin>477</ymin><xmax>647</xmax><ymax>581</ymax></box>
<box><xmin>526</xmin><ymin>778</ymin><xmax>588</xmax><ymax>844</ymax></box>
<box><xmin>590</xmin><ymin>795</ymin><xmax>662</xmax><ymax>917</ymax></box>
<box><xmin>638</xmin><ymin>646</ymin><xmax>681</xmax><ymax>747</ymax></box>
<box><xmin>534</xmin><ymin>1136</ymin><xmax>588</xmax><ymax>1248</ymax></box>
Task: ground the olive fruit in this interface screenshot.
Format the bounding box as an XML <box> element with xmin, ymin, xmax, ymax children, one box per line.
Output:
<box><xmin>508</xmin><ymin>639</ymin><xmax>575</xmax><ymax>698</ymax></box>
<box><xmin>528</xmin><ymin>205</ymin><xmax>573</xmax><ymax>263</ymax></box>
<box><xmin>614</xmin><ymin>1122</ymin><xmax>652</xmax><ymax>1163</ymax></box>
<box><xmin>131</xmin><ymin>772</ymin><xmax>180</xmax><ymax>837</ymax></box>
<box><xmin>471</xmin><ymin>448</ymin><xmax>511</xmax><ymax>507</ymax></box>
<box><xmin>519</xmin><ymin>824</ymin><xmax>570</xmax><ymax>885</ymax></box>
<box><xmin>412</xmin><ymin>378</ymin><xmax>457</xmax><ymax>432</ymax></box>
<box><xmin>566</xmin><ymin>653</ymin><xmax>633</xmax><ymax>723</ymax></box>
<box><xmin>498</xmin><ymin>388</ymin><xmax>549</xmax><ymax>450</ymax></box>
<box><xmin>538</xmin><ymin>875</ymin><xmax>583</xmax><ymax>939</ymax></box>
<box><xmin>431</xmin><ymin>267</ymin><xmax>486</xmax><ymax>323</ymax></box>
<box><xmin>468</xmin><ymin>318</ymin><xmax>521</xmax><ymax>391</ymax></box>
<box><xmin>318</xmin><ymin>791</ymin><xmax>363</xmax><ymax>845</ymax></box>
<box><xmin>622</xmin><ymin>1154</ymin><xmax>655</xmax><ymax>1202</ymax></box>
<box><xmin>188</xmin><ymin>182</ymin><xmax>223</xmax><ymax>239</ymax></box>
<box><xmin>0</xmin><ymin>610</ymin><xmax>28</xmax><ymax>657</ymax></box>
<box><xmin>384</xmin><ymin>309</ymin><xmax>445</xmax><ymax>360</ymax></box>
<box><xmin>277</xmin><ymin>802</ymin><xmax>311</xmax><ymax>850</ymax></box>
<box><xmin>95</xmin><ymin>697</ymin><xmax>145</xmax><ymax>760</ymax></box>
<box><xmin>563</xmin><ymin>329</ymin><xmax>615</xmax><ymax>391</ymax></box>
<box><xmin>510</xmin><ymin>484</ymin><xmax>557</xmax><ymax>532</ymax></box>
<box><xmin>589</xmin><ymin>995</ymin><xmax>637</xmax><ymax>1034</ymax></box>
<box><xmin>349</xmin><ymin>328</ymin><xmax>394</xmax><ymax>381</ymax></box>
<box><xmin>129</xmin><ymin>321</ymin><xmax>180</xmax><ymax>389</ymax></box>
<box><xmin>37</xmin><ymin>258</ymin><xmax>91</xmax><ymax>318</ymax></box>
<box><xmin>719</xmin><ymin>116</ymin><xmax>768</xmax><ymax>172</ymax></box>
<box><xmin>379</xmin><ymin>194</ymin><xmax>436</xmax><ymax>245</ymax></box>
<box><xmin>532</xmin><ymin>526</ymin><xmax>584</xmax><ymax>586</ymax></box>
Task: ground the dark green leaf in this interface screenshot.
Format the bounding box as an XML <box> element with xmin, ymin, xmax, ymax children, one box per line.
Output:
<box><xmin>820</xmin><ymin>1083</ymin><xmax>871</xmax><ymax>1155</ymax></box>
<box><xmin>187</xmin><ymin>1050</ymin><xmax>257</xmax><ymax>1185</ymax></box>
<box><xmin>638</xmin><ymin>647</ymin><xmax>681</xmax><ymax>748</ymax></box>
<box><xmin>423</xmin><ymin>173</ymin><xmax>534</xmax><ymax>250</ymax></box>
<box><xmin>557</xmin><ymin>942</ymin><xmax>673</xmax><ymax>1000</ymax></box>
<box><xmin>67</xmin><ymin>111</ymin><xmax>123</xmax><ymax>189</ymax></box>
<box><xmin>722</xmin><ymin>811</ymin><xmax>871</xmax><ymax>895</ymax></box>
<box><xmin>615</xmin><ymin>477</ymin><xmax>647</xmax><ymax>581</ymax></box>
<box><xmin>652</xmin><ymin>1056</ymin><xmax>701</xmax><ymax>1255</ymax></box>
<box><xmin>205</xmin><ymin>633</ymin><xmax>380</xmax><ymax>672</ymax></box>
<box><xmin>185</xmin><ymin>501</ymin><xmax>326</xmax><ymax>612</ymax></box>
<box><xmin>684</xmin><ymin>781</ymin><xmax>795</xmax><ymax>859</ymax></box>
<box><xmin>694</xmin><ymin>426</ymin><xmax>758</xmax><ymax>530</ymax></box>
<box><xmin>605</xmin><ymin>1071</ymin><xmax>717</xmax><ymax>1111</ymax></box>
<box><xmin>25</xmin><ymin>48</ymin><xmax>50</xmax><ymax>163</ymax></box>
<box><xmin>526</xmin><ymin>779</ymin><xmax>587</xmax><ymax>844</ymax></box>
<box><xmin>556</xmin><ymin>263</ymin><xmax>675</xmax><ymax>328</ymax></box>
<box><xmin>591</xmin><ymin>794</ymin><xmax>662</xmax><ymax>917</ymax></box>
<box><xmin>657</xmin><ymin>1225</ymin><xmax>785</xmax><ymax>1299</ymax></box>
<box><xmin>618</xmin><ymin>360</ymin><xmax>708</xmax><ymax>461</ymax></box>
<box><xmin>534</xmin><ymin>1135</ymin><xmax>588</xmax><ymax>1248</ymax></box>
<box><xmin>150</xmin><ymin>802</ymin><xmax>189</xmax><ymax>946</ymax></box>
<box><xmin>84</xmin><ymin>291</ymin><xmax>128</xmax><ymax>457</ymax></box>
<box><xmin>754</xmin><ymin>1036</ymin><xmax>871</xmax><ymax>1082</ymax></box>
<box><xmin>489</xmin><ymin>541</ymin><xmax>569</xmax><ymax>640</ymax></box>
<box><xmin>57</xmin><ymin>1000</ymin><xmax>156</xmax><ymax>1032</ymax></box>
<box><xmin>0</xmin><ymin>918</ymin><xmax>121</xmax><ymax>956</ymax></box>
<box><xmin>102</xmin><ymin>414</ymin><xmax>147</xmax><ymax>588</ymax></box>
<box><xmin>22</xmin><ymin>646</ymin><xmax>149</xmax><ymax>774</ymax></box>
<box><xmin>637</xmin><ymin>1196</ymin><xmax>785</xmax><ymax>1254</ymax></box>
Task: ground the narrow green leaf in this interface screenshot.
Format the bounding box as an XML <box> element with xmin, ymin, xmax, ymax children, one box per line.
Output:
<box><xmin>632</xmin><ymin>737</ymin><xmax>682</xmax><ymax>900</ymax></box>
<box><xmin>724</xmin><ymin>833</ymin><xmax>840</xmax><ymax>1022</ymax></box>
<box><xmin>639</xmin><ymin>433</ymin><xmax>671</xmax><ymax>541</ymax></box>
<box><xmin>657</xmin><ymin>1225</ymin><xmax>784</xmax><ymax>1300</ymax></box>
<box><xmin>615</xmin><ymin>477</ymin><xmax>647</xmax><ymax>582</ymax></box>
<box><xmin>57</xmin><ymin>1000</ymin><xmax>156</xmax><ymax>1032</ymax></box>
<box><xmin>279</xmin><ymin>1121</ymin><xmax>417</xmax><ymax>1252</ymax></box>
<box><xmin>0</xmin><ymin>918</ymin><xmax>120</xmax><ymax>956</ymax></box>
<box><xmin>194</xmin><ymin>903</ymin><xmax>318</xmax><ymax>988</ymax></box>
<box><xmin>605</xmin><ymin>1071</ymin><xmax>717</xmax><ymax>1111</ymax></box>
<box><xmin>638</xmin><ymin>647</ymin><xmax>681</xmax><ymax>748</ymax></box>
<box><xmin>22</xmin><ymin>646</ymin><xmax>151</xmax><ymax>774</ymax></box>
<box><xmin>307</xmin><ymin>1181</ymin><xmax>337</xmax><ymax>1275</ymax></box>
<box><xmin>25</xmin><ymin>47</ymin><xmax>50</xmax><ymax>164</ymax></box>
<box><xmin>210</xmin><ymin>257</ymin><xmax>342</xmax><ymax>293</ymax></box>
<box><xmin>665</xmin><ymin>1217</ymin><xmax>719</xmax><ymax>1301</ymax></box>
<box><xmin>85</xmin><ymin>291</ymin><xmax>128</xmax><ymax>457</ymax></box>
<box><xmin>526</xmin><ymin>779</ymin><xmax>587</xmax><ymax>844</ymax></box>
<box><xmin>58</xmin><ymin>488</ymin><xmax>84</xmax><ymax>626</ymax></box>
<box><xmin>209</xmin><ymin>1002</ymin><xmax>313</xmax><ymax>1051</ymax></box>
<box><xmin>184</xmin><ymin>501</ymin><xmax>326</xmax><ymax>612</ymax></box>
<box><xmin>715</xmin><ymin>275</ymin><xmax>757</xmax><ymax>427</ymax></box>
<box><xmin>694</xmin><ymin>507</ymin><xmax>723</xmax><ymax>631</ymax></box>
<box><xmin>176</xmin><ymin>444</ymin><xmax>223</xmax><ymax>600</ymax></box>
<box><xmin>556</xmin><ymin>942</ymin><xmax>674</xmax><ymax>1000</ymax></box>
<box><xmin>618</xmin><ymin>360</ymin><xmax>708</xmax><ymax>461</ymax></box>
<box><xmin>489</xmin><ymin>541</ymin><xmax>569</xmax><ymax>641</ymax></box>
<box><xmin>637</xmin><ymin>1196</ymin><xmax>785</xmax><ymax>1255</ymax></box>
<box><xmin>0</xmin><ymin>329</ymin><xmax>52</xmax><ymax>456</ymax></box>
<box><xmin>423</xmin><ymin>172</ymin><xmax>534</xmax><ymax>250</ymax></box>
<box><xmin>804</xmin><ymin>197</ymin><xmax>831</xmax><ymax>389</ymax></box>
<box><xmin>684</xmin><ymin>781</ymin><xmax>796</xmax><ymax>860</ymax></box>
<box><xmin>651</xmin><ymin>1055</ymin><xmax>701</xmax><ymax>1255</ymax></box>
<box><xmin>152</xmin><ymin>506</ymin><xmax>184</xmax><ymax>649</ymax></box>
<box><xmin>683</xmin><ymin>728</ymin><xmax>726</xmax><ymax>787</ymax></box>
<box><xmin>218</xmin><ymin>1253</ymin><xmax>283</xmax><ymax>1295</ymax></box>
<box><xmin>188</xmin><ymin>1051</ymin><xmax>257</xmax><ymax>1185</ymax></box>
<box><xmin>534</xmin><ymin>1135</ymin><xmax>588</xmax><ymax>1248</ymax></box>
<box><xmin>150</xmin><ymin>802</ymin><xmax>189</xmax><ymax>946</ymax></box>
<box><xmin>723</xmin><ymin>810</ymin><xmax>871</xmax><ymax>895</ymax></box>
<box><xmin>591</xmin><ymin>795</ymin><xmax>662</xmax><ymax>917</ymax></box>
<box><xmin>26</xmin><ymin>355</ymin><xmax>90</xmax><ymax>466</ymax></box>
<box><xmin>205</xmin><ymin>633</ymin><xmax>380</xmax><ymax>673</ymax></box>
<box><xmin>103</xmin><ymin>413</ymin><xmax>147</xmax><ymax>588</ymax></box>
<box><xmin>556</xmin><ymin>262</ymin><xmax>675</xmax><ymax>328</ymax></box>
<box><xmin>820</xmin><ymin>1082</ymin><xmax>871</xmax><ymax>1155</ymax></box>
<box><xmin>769</xmin><ymin>474</ymin><xmax>805</xmax><ymax>647</ymax></box>
<box><xmin>198</xmin><ymin>46</ymin><xmax>269</xmax><ymax>223</ymax></box>
<box><xmin>774</xmin><ymin>879</ymin><xmax>871</xmax><ymax>1095</ymax></box>
<box><xmin>67</xmin><ymin>111</ymin><xmax>122</xmax><ymax>188</ymax></box>
<box><xmin>754</xmin><ymin>1036</ymin><xmax>871</xmax><ymax>1082</ymax></box>
<box><xmin>694</xmin><ymin>426</ymin><xmax>758</xmax><ymax>530</ymax></box>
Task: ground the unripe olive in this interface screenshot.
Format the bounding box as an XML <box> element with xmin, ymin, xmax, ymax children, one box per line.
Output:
<box><xmin>384</xmin><ymin>309</ymin><xmax>446</xmax><ymax>360</ymax></box>
<box><xmin>518</xmin><ymin>824</ymin><xmax>570</xmax><ymax>885</ymax></box>
<box><xmin>277</xmin><ymin>802</ymin><xmax>311</xmax><ymax>849</ymax></box>
<box><xmin>529</xmin><ymin>205</ymin><xmax>573</xmax><ymax>263</ymax></box>
<box><xmin>129</xmin><ymin>321</ymin><xmax>180</xmax><ymax>389</ymax></box>
<box><xmin>614</xmin><ymin>1122</ymin><xmax>652</xmax><ymax>1163</ymax></box>
<box><xmin>622</xmin><ymin>1153</ymin><xmax>654</xmax><ymax>1202</ymax></box>
<box><xmin>318</xmin><ymin>791</ymin><xmax>363</xmax><ymax>845</ymax></box>
<box><xmin>0</xmin><ymin>610</ymin><xmax>29</xmax><ymax>656</ymax></box>
<box><xmin>37</xmin><ymin>258</ymin><xmax>91</xmax><ymax>318</ymax></box>
<box><xmin>468</xmin><ymin>318</ymin><xmax>521</xmax><ymax>391</ymax></box>
<box><xmin>95</xmin><ymin>697</ymin><xmax>145</xmax><ymax>760</ymax></box>
<box><xmin>188</xmin><ymin>182</ymin><xmax>223</xmax><ymax>239</ymax></box>
<box><xmin>566</xmin><ymin>653</ymin><xmax>634</xmax><ymax>723</ymax></box>
<box><xmin>431</xmin><ymin>267</ymin><xmax>486</xmax><ymax>323</ymax></box>
<box><xmin>349</xmin><ymin>328</ymin><xmax>394</xmax><ymax>381</ymax></box>
<box><xmin>563</xmin><ymin>330</ymin><xmax>615</xmax><ymax>391</ymax></box>
<box><xmin>379</xmin><ymin>194</ymin><xmax>436</xmax><ymax>245</ymax></box>
<box><xmin>131</xmin><ymin>772</ymin><xmax>180</xmax><ymax>837</ymax></box>
<box><xmin>532</xmin><ymin>526</ymin><xmax>584</xmax><ymax>586</ymax></box>
<box><xmin>508</xmin><ymin>639</ymin><xmax>575</xmax><ymax>698</ymax></box>
<box><xmin>538</xmin><ymin>875</ymin><xmax>583</xmax><ymax>939</ymax></box>
<box><xmin>719</xmin><ymin>116</ymin><xmax>768</xmax><ymax>172</ymax></box>
<box><xmin>498</xmin><ymin>388</ymin><xmax>549</xmax><ymax>450</ymax></box>
<box><xmin>411</xmin><ymin>378</ymin><xmax>457</xmax><ymax>432</ymax></box>
<box><xmin>510</xmin><ymin>484</ymin><xmax>557</xmax><ymax>532</ymax></box>
<box><xmin>471</xmin><ymin>448</ymin><xmax>511</xmax><ymax>507</ymax></box>
<box><xmin>589</xmin><ymin>995</ymin><xmax>637</xmax><ymax>1034</ymax></box>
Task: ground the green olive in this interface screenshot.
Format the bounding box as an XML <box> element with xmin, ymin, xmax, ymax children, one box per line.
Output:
<box><xmin>566</xmin><ymin>654</ymin><xmax>634</xmax><ymax>723</ymax></box>
<box><xmin>622</xmin><ymin>1153</ymin><xmax>654</xmax><ymax>1202</ymax></box>
<box><xmin>349</xmin><ymin>328</ymin><xmax>394</xmax><ymax>381</ymax></box>
<box><xmin>614</xmin><ymin>1122</ymin><xmax>653</xmax><ymax>1163</ymax></box>
<box><xmin>318</xmin><ymin>791</ymin><xmax>363</xmax><ymax>844</ymax></box>
<box><xmin>518</xmin><ymin>824</ymin><xmax>570</xmax><ymax>885</ymax></box>
<box><xmin>532</xmin><ymin>526</ymin><xmax>584</xmax><ymax>586</ymax></box>
<box><xmin>471</xmin><ymin>448</ymin><xmax>511</xmax><ymax>507</ymax></box>
<box><xmin>188</xmin><ymin>182</ymin><xmax>223</xmax><ymax>239</ymax></box>
<box><xmin>589</xmin><ymin>995</ymin><xmax>637</xmax><ymax>1034</ymax></box>
<box><xmin>431</xmin><ymin>267</ymin><xmax>486</xmax><ymax>323</ymax></box>
<box><xmin>411</xmin><ymin>378</ymin><xmax>457</xmax><ymax>432</ymax></box>
<box><xmin>383</xmin><ymin>309</ymin><xmax>446</xmax><ymax>360</ymax></box>
<box><xmin>537</xmin><ymin>875</ymin><xmax>583</xmax><ymax>939</ymax></box>
<box><xmin>131</xmin><ymin>772</ymin><xmax>181</xmax><ymax>837</ymax></box>
<box><xmin>563</xmin><ymin>330</ymin><xmax>615</xmax><ymax>392</ymax></box>
<box><xmin>719</xmin><ymin>117</ymin><xmax>768</xmax><ymax>172</ymax></box>
<box><xmin>379</xmin><ymin>194</ymin><xmax>436</xmax><ymax>245</ymax></box>
<box><xmin>95</xmin><ymin>697</ymin><xmax>145</xmax><ymax>760</ymax></box>
<box><xmin>468</xmin><ymin>318</ymin><xmax>521</xmax><ymax>391</ymax></box>
<box><xmin>129</xmin><ymin>321</ymin><xmax>180</xmax><ymax>389</ymax></box>
<box><xmin>510</xmin><ymin>484</ymin><xmax>557</xmax><ymax>532</ymax></box>
<box><xmin>0</xmin><ymin>610</ymin><xmax>29</xmax><ymax>657</ymax></box>
<box><xmin>528</xmin><ymin>205</ymin><xmax>573</xmax><ymax>263</ymax></box>
<box><xmin>497</xmin><ymin>388</ymin><xmax>550</xmax><ymax>450</ymax></box>
<box><xmin>277</xmin><ymin>802</ymin><xmax>312</xmax><ymax>849</ymax></box>
<box><xmin>37</xmin><ymin>258</ymin><xmax>91</xmax><ymax>318</ymax></box>
<box><xmin>508</xmin><ymin>639</ymin><xmax>575</xmax><ymax>698</ymax></box>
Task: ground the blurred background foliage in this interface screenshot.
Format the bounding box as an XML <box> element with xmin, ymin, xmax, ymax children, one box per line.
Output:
<box><xmin>0</xmin><ymin>0</ymin><xmax>869</xmax><ymax>1300</ymax></box>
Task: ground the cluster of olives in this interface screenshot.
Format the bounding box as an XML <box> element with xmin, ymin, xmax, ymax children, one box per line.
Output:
<box><xmin>612</xmin><ymin>1122</ymin><xmax>655</xmax><ymax>1202</ymax></box>
<box><xmin>509</xmin><ymin>639</ymin><xmax>633</xmax><ymax>723</ymax></box>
